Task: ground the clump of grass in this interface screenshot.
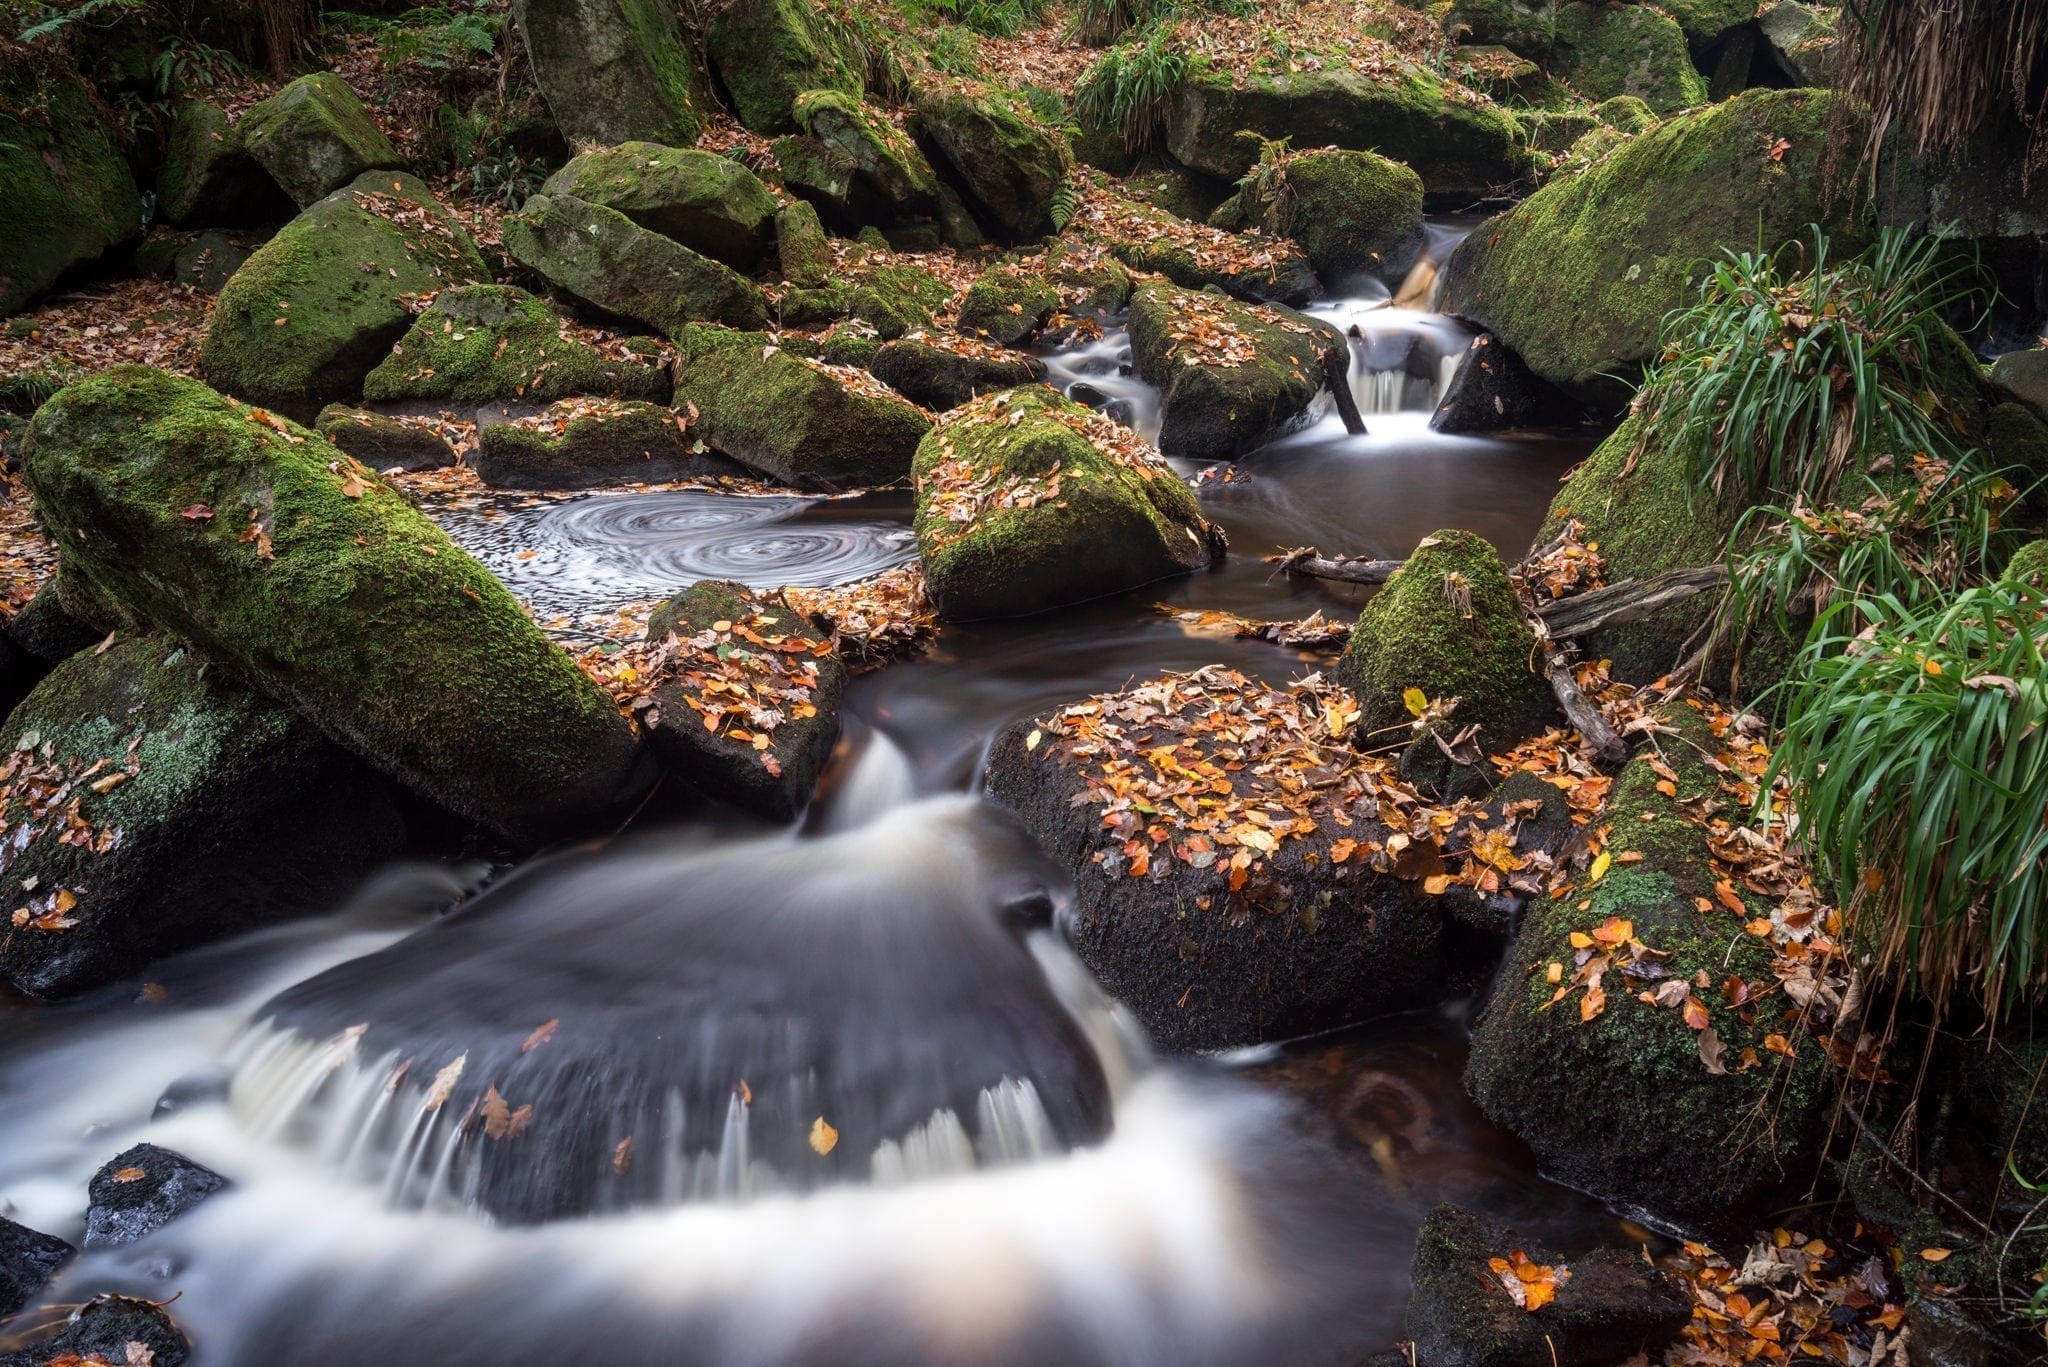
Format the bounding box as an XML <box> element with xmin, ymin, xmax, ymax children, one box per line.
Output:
<box><xmin>1766</xmin><ymin>580</ymin><xmax>2048</xmax><ymax>1015</ymax></box>
<box><xmin>1642</xmin><ymin>227</ymin><xmax>1989</xmax><ymax>509</ymax></box>
<box><xmin>1073</xmin><ymin>21</ymin><xmax>1190</xmax><ymax>151</ymax></box>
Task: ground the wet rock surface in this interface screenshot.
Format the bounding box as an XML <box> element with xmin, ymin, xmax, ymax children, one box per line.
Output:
<box><xmin>84</xmin><ymin>1143</ymin><xmax>229</xmax><ymax>1249</ymax></box>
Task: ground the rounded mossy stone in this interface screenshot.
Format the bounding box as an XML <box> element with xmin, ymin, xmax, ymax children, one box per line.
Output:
<box><xmin>201</xmin><ymin>171</ymin><xmax>491</xmax><ymax>419</ymax></box>
<box><xmin>2004</xmin><ymin>540</ymin><xmax>2048</xmax><ymax>587</ymax></box>
<box><xmin>22</xmin><ymin>366</ymin><xmax>653</xmax><ymax>845</ymax></box>
<box><xmin>1126</xmin><ymin>281</ymin><xmax>1343</xmax><ymax>462</ymax></box>
<box><xmin>912</xmin><ymin>386</ymin><xmax>1225</xmax><ymax>621</ymax></box>
<box><xmin>955</xmin><ymin>268</ymin><xmax>1057</xmax><ymax>346</ymax></box>
<box><xmin>1465</xmin><ymin>702</ymin><xmax>1830</xmax><ymax>1225</ymax></box>
<box><xmin>363</xmin><ymin>284</ymin><xmax>671</xmax><ymax>406</ymax></box>
<box><xmin>1661</xmin><ymin>0</ymin><xmax>1756</xmax><ymax>47</ymax></box>
<box><xmin>540</xmin><ymin>143</ymin><xmax>777</xmax><ymax>270</ymax></box>
<box><xmin>1593</xmin><ymin>93</ymin><xmax>1657</xmax><ymax>134</ymax></box>
<box><xmin>476</xmin><ymin>400</ymin><xmax>736</xmax><ymax>489</ymax></box>
<box><xmin>238</xmin><ymin>73</ymin><xmax>405</xmax><ymax>208</ymax></box>
<box><xmin>1447</xmin><ymin>0</ymin><xmax>1556</xmax><ymax>56</ymax></box>
<box><xmin>1437</xmin><ymin>89</ymin><xmax>1869</xmax><ymax>405</ymax></box>
<box><xmin>705</xmin><ymin>0</ymin><xmax>862</xmax><ymax>133</ymax></box>
<box><xmin>510</xmin><ymin>0</ymin><xmax>711</xmax><ymax>149</ymax></box>
<box><xmin>0</xmin><ymin>634</ymin><xmax>404</xmax><ymax>999</ymax></box>
<box><xmin>672</xmin><ymin>324</ymin><xmax>931</xmax><ymax>490</ymax></box>
<box><xmin>1241</xmin><ymin>147</ymin><xmax>1427</xmax><ymax>287</ymax></box>
<box><xmin>1339</xmin><ymin>528</ymin><xmax>1551</xmax><ymax>749</ymax></box>
<box><xmin>847</xmin><ymin>262</ymin><xmax>953</xmax><ymax>339</ymax></box>
<box><xmin>792</xmin><ymin>90</ymin><xmax>943</xmax><ymax>226</ymax></box>
<box><xmin>156</xmin><ymin>100</ymin><xmax>290</xmax><ymax>230</ymax></box>
<box><xmin>0</xmin><ymin>65</ymin><xmax>141</xmax><ymax>316</ymax></box>
<box><xmin>871</xmin><ymin>338</ymin><xmax>1044</xmax><ymax>410</ymax></box>
<box><xmin>775</xmin><ymin>199</ymin><xmax>832</xmax><ymax>287</ymax></box>
<box><xmin>314</xmin><ymin>405</ymin><xmax>455</xmax><ymax>471</ymax></box>
<box><xmin>910</xmin><ymin>80</ymin><xmax>1073</xmax><ymax>243</ymax></box>
<box><xmin>504</xmin><ymin>192</ymin><xmax>770</xmax><ymax>334</ymax></box>
<box><xmin>1550</xmin><ymin>2</ymin><xmax>1706</xmax><ymax>114</ymax></box>
<box><xmin>818</xmin><ymin>330</ymin><xmax>881</xmax><ymax>369</ymax></box>
<box><xmin>1093</xmin><ymin>193</ymin><xmax>1320</xmax><ymax>306</ymax></box>
<box><xmin>641</xmin><ymin>579</ymin><xmax>845</xmax><ymax>820</ymax></box>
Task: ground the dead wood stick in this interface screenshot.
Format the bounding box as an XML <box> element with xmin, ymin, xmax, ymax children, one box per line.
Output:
<box><xmin>1264</xmin><ymin>548</ymin><xmax>1404</xmax><ymax>584</ymax></box>
<box><xmin>1543</xmin><ymin>651</ymin><xmax>1627</xmax><ymax>762</ymax></box>
<box><xmin>1535</xmin><ymin>565</ymin><xmax>1729</xmax><ymax>639</ymax></box>
<box><xmin>1323</xmin><ymin>347</ymin><xmax>1367</xmax><ymax>435</ymax></box>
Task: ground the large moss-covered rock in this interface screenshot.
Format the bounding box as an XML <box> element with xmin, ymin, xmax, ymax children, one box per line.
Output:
<box><xmin>640</xmin><ymin>580</ymin><xmax>844</xmax><ymax>820</ymax></box>
<box><xmin>0</xmin><ymin>635</ymin><xmax>403</xmax><ymax>999</ymax></box>
<box><xmin>1448</xmin><ymin>0</ymin><xmax>1556</xmax><ymax>56</ymax></box>
<box><xmin>1550</xmin><ymin>2</ymin><xmax>1706</xmax><ymax>114</ymax></box>
<box><xmin>1086</xmin><ymin>192</ymin><xmax>1322</xmax><ymax>306</ymax></box>
<box><xmin>0</xmin><ymin>66</ymin><xmax>140</xmax><ymax>316</ymax></box>
<box><xmin>363</xmin><ymin>284</ymin><xmax>671</xmax><ymax>405</ymax></box>
<box><xmin>1166</xmin><ymin>61</ymin><xmax>1536</xmax><ymax>198</ymax></box>
<box><xmin>912</xmin><ymin>387</ymin><xmax>1224</xmax><ymax>620</ymax></box>
<box><xmin>239</xmin><ymin>73</ymin><xmax>405</xmax><ymax>209</ymax></box>
<box><xmin>1127</xmin><ymin>282</ymin><xmax>1342</xmax><ymax>462</ymax></box>
<box><xmin>673</xmin><ymin>324</ymin><xmax>930</xmax><ymax>489</ymax></box>
<box><xmin>1663</xmin><ymin>0</ymin><xmax>1757</xmax><ymax>50</ymax></box>
<box><xmin>1438</xmin><ymin>89</ymin><xmax>1866</xmax><ymax>405</ymax></box>
<box><xmin>23</xmin><ymin>367</ymin><xmax>653</xmax><ymax>844</ymax></box>
<box><xmin>539</xmin><ymin>143</ymin><xmax>776</xmax><ymax>270</ymax></box>
<box><xmin>156</xmin><ymin>100</ymin><xmax>290</xmax><ymax>229</ymax></box>
<box><xmin>775</xmin><ymin>198</ymin><xmax>831</xmax><ymax>287</ymax></box>
<box><xmin>871</xmin><ymin>336</ymin><xmax>1044</xmax><ymax>410</ymax></box>
<box><xmin>1756</xmin><ymin>0</ymin><xmax>1836</xmax><ymax>84</ymax></box>
<box><xmin>791</xmin><ymin>90</ymin><xmax>943</xmax><ymax>229</ymax></box>
<box><xmin>911</xmin><ymin>81</ymin><xmax>1072</xmax><ymax>243</ymax></box>
<box><xmin>476</xmin><ymin>399</ymin><xmax>734</xmax><ymax>488</ymax></box>
<box><xmin>1340</xmin><ymin>529</ymin><xmax>1552</xmax><ymax>751</ymax></box>
<box><xmin>705</xmin><ymin>0</ymin><xmax>862</xmax><ymax>133</ymax></box>
<box><xmin>314</xmin><ymin>406</ymin><xmax>456</xmax><ymax>471</ymax></box>
<box><xmin>505</xmin><ymin>192</ymin><xmax>770</xmax><ymax>333</ymax></box>
<box><xmin>1240</xmin><ymin>148</ymin><xmax>1426</xmax><ymax>288</ymax></box>
<box><xmin>1465</xmin><ymin>702</ymin><xmax>1830</xmax><ymax>1225</ymax></box>
<box><xmin>775</xmin><ymin>260</ymin><xmax>956</xmax><ymax>339</ymax></box>
<box><xmin>511</xmin><ymin>0</ymin><xmax>710</xmax><ymax>148</ymax></box>
<box><xmin>202</xmin><ymin>171</ymin><xmax>490</xmax><ymax>418</ymax></box>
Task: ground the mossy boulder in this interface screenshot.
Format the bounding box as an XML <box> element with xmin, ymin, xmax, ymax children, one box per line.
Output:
<box><xmin>8</xmin><ymin>574</ymin><xmax>107</xmax><ymax>670</ymax></box>
<box><xmin>363</xmin><ymin>284</ymin><xmax>671</xmax><ymax>406</ymax></box>
<box><xmin>1662</xmin><ymin>0</ymin><xmax>1757</xmax><ymax>49</ymax></box>
<box><xmin>313</xmin><ymin>406</ymin><xmax>456</xmax><ymax>471</ymax></box>
<box><xmin>239</xmin><ymin>73</ymin><xmax>405</xmax><ymax>209</ymax></box>
<box><xmin>504</xmin><ymin>192</ymin><xmax>771</xmax><ymax>333</ymax></box>
<box><xmin>1091</xmin><ymin>194</ymin><xmax>1320</xmax><ymax>305</ymax></box>
<box><xmin>791</xmin><ymin>90</ymin><xmax>943</xmax><ymax>229</ymax></box>
<box><xmin>1438</xmin><ymin>89</ymin><xmax>1866</xmax><ymax>406</ymax></box>
<box><xmin>202</xmin><ymin>171</ymin><xmax>490</xmax><ymax>419</ymax></box>
<box><xmin>1240</xmin><ymin>148</ymin><xmax>1427</xmax><ymax>288</ymax></box>
<box><xmin>955</xmin><ymin>248</ymin><xmax>1134</xmax><ymax>345</ymax></box>
<box><xmin>1465</xmin><ymin>702</ymin><xmax>1831</xmax><ymax>1225</ymax></box>
<box><xmin>673</xmin><ymin>324</ymin><xmax>930</xmax><ymax>489</ymax></box>
<box><xmin>775</xmin><ymin>262</ymin><xmax>955</xmax><ymax>339</ymax></box>
<box><xmin>910</xmin><ymin>81</ymin><xmax>1073</xmax><ymax>243</ymax></box>
<box><xmin>476</xmin><ymin>399</ymin><xmax>735</xmax><ymax>488</ymax></box>
<box><xmin>1166</xmin><ymin>62</ymin><xmax>1536</xmax><ymax>199</ymax></box>
<box><xmin>705</xmin><ymin>0</ymin><xmax>862</xmax><ymax>133</ymax></box>
<box><xmin>640</xmin><ymin>579</ymin><xmax>844</xmax><ymax>820</ymax></box>
<box><xmin>912</xmin><ymin>387</ymin><xmax>1225</xmax><ymax>620</ymax></box>
<box><xmin>1991</xmin><ymin>346</ymin><xmax>2048</xmax><ymax>421</ymax></box>
<box><xmin>1126</xmin><ymin>282</ymin><xmax>1342</xmax><ymax>462</ymax></box>
<box><xmin>1550</xmin><ymin>2</ymin><xmax>1706</xmax><ymax>115</ymax></box>
<box><xmin>134</xmin><ymin>228</ymin><xmax>261</xmax><ymax>295</ymax></box>
<box><xmin>0</xmin><ymin>66</ymin><xmax>140</xmax><ymax>316</ymax></box>
<box><xmin>23</xmin><ymin>367</ymin><xmax>654</xmax><ymax>844</ymax></box>
<box><xmin>1447</xmin><ymin>0</ymin><xmax>1557</xmax><ymax>56</ymax></box>
<box><xmin>871</xmin><ymin>337</ymin><xmax>1045</xmax><ymax>410</ymax></box>
<box><xmin>775</xmin><ymin>199</ymin><xmax>831</xmax><ymax>287</ymax></box>
<box><xmin>2004</xmin><ymin>540</ymin><xmax>2048</xmax><ymax>587</ymax></box>
<box><xmin>510</xmin><ymin>0</ymin><xmax>710</xmax><ymax>148</ymax></box>
<box><xmin>156</xmin><ymin>100</ymin><xmax>290</xmax><ymax>230</ymax></box>
<box><xmin>1407</xmin><ymin>1205</ymin><xmax>1692</xmax><ymax>1366</ymax></box>
<box><xmin>0</xmin><ymin>635</ymin><xmax>404</xmax><ymax>999</ymax></box>
<box><xmin>1339</xmin><ymin>530</ymin><xmax>1552</xmax><ymax>751</ymax></box>
<box><xmin>539</xmin><ymin>143</ymin><xmax>777</xmax><ymax>271</ymax></box>
<box><xmin>1756</xmin><ymin>0</ymin><xmax>1836</xmax><ymax>84</ymax></box>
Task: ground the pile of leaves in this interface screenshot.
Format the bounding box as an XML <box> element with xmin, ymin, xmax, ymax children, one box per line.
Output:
<box><xmin>783</xmin><ymin>565</ymin><xmax>938</xmax><ymax>671</ymax></box>
<box><xmin>0</xmin><ymin>281</ymin><xmax>212</xmax><ymax>385</ymax></box>
<box><xmin>0</xmin><ymin>724</ymin><xmax>133</xmax><ymax>937</ymax></box>
<box><xmin>1070</xmin><ymin>174</ymin><xmax>1302</xmax><ymax>284</ymax></box>
<box><xmin>1173</xmin><ymin>0</ymin><xmax>1475</xmax><ymax>97</ymax></box>
<box><xmin>1513</xmin><ymin>518</ymin><xmax>1606</xmax><ymax>601</ymax></box>
<box><xmin>1152</xmin><ymin>287</ymin><xmax>1315</xmax><ymax>368</ymax></box>
<box><xmin>499</xmin><ymin>396</ymin><xmax>695</xmax><ymax>440</ymax></box>
<box><xmin>0</xmin><ymin>473</ymin><xmax>59</xmax><ymax>622</ymax></box>
<box><xmin>1663</xmin><ymin>1229</ymin><xmax>1911</xmax><ymax>1365</ymax></box>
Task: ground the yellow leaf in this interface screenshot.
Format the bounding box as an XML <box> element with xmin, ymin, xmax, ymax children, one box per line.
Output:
<box><xmin>1423</xmin><ymin>873</ymin><xmax>1452</xmax><ymax>895</ymax></box>
<box><xmin>809</xmin><ymin>1116</ymin><xmax>839</xmax><ymax>1155</ymax></box>
<box><xmin>1919</xmin><ymin>1247</ymin><xmax>1953</xmax><ymax>1262</ymax></box>
<box><xmin>1402</xmin><ymin>686</ymin><xmax>1429</xmax><ymax>717</ymax></box>
<box><xmin>1588</xmin><ymin>851</ymin><xmax>1612</xmax><ymax>883</ymax></box>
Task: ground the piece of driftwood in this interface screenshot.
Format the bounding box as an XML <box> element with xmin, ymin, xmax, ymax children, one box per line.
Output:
<box><xmin>1543</xmin><ymin>651</ymin><xmax>1627</xmax><ymax>762</ymax></box>
<box><xmin>1535</xmin><ymin>565</ymin><xmax>1729</xmax><ymax>639</ymax></box>
<box><xmin>1323</xmin><ymin>348</ymin><xmax>1367</xmax><ymax>436</ymax></box>
<box><xmin>1264</xmin><ymin>548</ymin><xmax>1404</xmax><ymax>583</ymax></box>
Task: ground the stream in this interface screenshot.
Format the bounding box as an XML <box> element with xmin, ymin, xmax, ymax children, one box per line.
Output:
<box><xmin>0</xmin><ymin>231</ymin><xmax>1634</xmax><ymax>1364</ymax></box>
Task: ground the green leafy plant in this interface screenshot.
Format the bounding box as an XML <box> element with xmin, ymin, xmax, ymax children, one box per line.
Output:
<box><xmin>1764</xmin><ymin>579</ymin><xmax>2048</xmax><ymax>1015</ymax></box>
<box><xmin>15</xmin><ymin>0</ymin><xmax>144</xmax><ymax>43</ymax></box>
<box><xmin>1642</xmin><ymin>227</ymin><xmax>1989</xmax><ymax>509</ymax></box>
<box><xmin>1073</xmin><ymin>22</ymin><xmax>1189</xmax><ymax>151</ymax></box>
<box><xmin>375</xmin><ymin>6</ymin><xmax>498</xmax><ymax>72</ymax></box>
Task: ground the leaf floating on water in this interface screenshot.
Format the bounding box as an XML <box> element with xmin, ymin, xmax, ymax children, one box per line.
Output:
<box><xmin>809</xmin><ymin>1116</ymin><xmax>838</xmax><ymax>1155</ymax></box>
<box><xmin>422</xmin><ymin>1052</ymin><xmax>467</xmax><ymax>1112</ymax></box>
<box><xmin>522</xmin><ymin>1018</ymin><xmax>558</xmax><ymax>1053</ymax></box>
<box><xmin>480</xmin><ymin>1086</ymin><xmax>533</xmax><ymax>1141</ymax></box>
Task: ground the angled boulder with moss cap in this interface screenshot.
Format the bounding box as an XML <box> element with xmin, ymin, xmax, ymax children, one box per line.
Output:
<box><xmin>790</xmin><ymin>90</ymin><xmax>943</xmax><ymax>230</ymax></box>
<box><xmin>506</xmin><ymin>192</ymin><xmax>771</xmax><ymax>334</ymax></box>
<box><xmin>156</xmin><ymin>100</ymin><xmax>291</xmax><ymax>230</ymax></box>
<box><xmin>201</xmin><ymin>171</ymin><xmax>490</xmax><ymax>419</ymax></box>
<box><xmin>1465</xmin><ymin>701</ymin><xmax>1831</xmax><ymax>1225</ymax></box>
<box><xmin>238</xmin><ymin>73</ymin><xmax>405</xmax><ymax>208</ymax></box>
<box><xmin>1549</xmin><ymin>2</ymin><xmax>1705</xmax><ymax>113</ymax></box>
<box><xmin>705</xmin><ymin>0</ymin><xmax>863</xmax><ymax>133</ymax></box>
<box><xmin>1239</xmin><ymin>148</ymin><xmax>1426</xmax><ymax>288</ymax></box>
<box><xmin>22</xmin><ymin>367</ymin><xmax>654</xmax><ymax>845</ymax></box>
<box><xmin>0</xmin><ymin>65</ymin><xmax>141</xmax><ymax>315</ymax></box>
<box><xmin>363</xmin><ymin>284</ymin><xmax>671</xmax><ymax>406</ymax></box>
<box><xmin>672</xmin><ymin>324</ymin><xmax>931</xmax><ymax>490</ymax></box>
<box><xmin>0</xmin><ymin>634</ymin><xmax>403</xmax><ymax>1000</ymax></box>
<box><xmin>913</xmin><ymin>387</ymin><xmax>1223</xmax><ymax>621</ymax></box>
<box><xmin>476</xmin><ymin>399</ymin><xmax>736</xmax><ymax>489</ymax></box>
<box><xmin>511</xmin><ymin>0</ymin><xmax>710</xmax><ymax>149</ymax></box>
<box><xmin>911</xmin><ymin>80</ymin><xmax>1073</xmax><ymax>243</ymax></box>
<box><xmin>539</xmin><ymin>143</ymin><xmax>777</xmax><ymax>271</ymax></box>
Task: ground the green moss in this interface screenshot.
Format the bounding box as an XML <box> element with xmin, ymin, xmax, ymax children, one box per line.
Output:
<box><xmin>363</xmin><ymin>285</ymin><xmax>671</xmax><ymax>405</ymax></box>
<box><xmin>705</xmin><ymin>0</ymin><xmax>862</xmax><ymax>133</ymax></box>
<box><xmin>1096</xmin><ymin>195</ymin><xmax>1319</xmax><ymax>304</ymax></box>
<box><xmin>540</xmin><ymin>143</ymin><xmax>777</xmax><ymax>270</ymax></box>
<box><xmin>23</xmin><ymin>367</ymin><xmax>648</xmax><ymax>843</ymax></box>
<box><xmin>775</xmin><ymin>199</ymin><xmax>832</xmax><ymax>287</ymax></box>
<box><xmin>201</xmin><ymin>171</ymin><xmax>490</xmax><ymax>418</ymax></box>
<box><xmin>476</xmin><ymin>400</ymin><xmax>721</xmax><ymax>489</ymax></box>
<box><xmin>912</xmin><ymin>386</ymin><xmax>1223</xmax><ymax>620</ymax></box>
<box><xmin>238</xmin><ymin>72</ymin><xmax>405</xmax><ymax>208</ymax></box>
<box><xmin>1437</xmin><ymin>89</ymin><xmax>1868</xmax><ymax>402</ymax></box>
<box><xmin>793</xmin><ymin>90</ymin><xmax>943</xmax><ymax>223</ymax></box>
<box><xmin>911</xmin><ymin>80</ymin><xmax>1073</xmax><ymax>243</ymax></box>
<box><xmin>1340</xmin><ymin>528</ymin><xmax>1550</xmax><ymax>747</ymax></box>
<box><xmin>0</xmin><ymin>66</ymin><xmax>140</xmax><ymax>315</ymax></box>
<box><xmin>503</xmin><ymin>192</ymin><xmax>770</xmax><ymax>334</ymax></box>
<box><xmin>314</xmin><ymin>405</ymin><xmax>455</xmax><ymax>471</ymax></box>
<box><xmin>1446</xmin><ymin>0</ymin><xmax>1557</xmax><ymax>56</ymax></box>
<box><xmin>157</xmin><ymin>100</ymin><xmax>288</xmax><ymax>230</ymax></box>
<box><xmin>956</xmin><ymin>268</ymin><xmax>1059</xmax><ymax>345</ymax></box>
<box><xmin>1126</xmin><ymin>281</ymin><xmax>1336</xmax><ymax>460</ymax></box>
<box><xmin>1242</xmin><ymin>147</ymin><xmax>1426</xmax><ymax>286</ymax></box>
<box><xmin>1551</xmin><ymin>2</ymin><xmax>1705</xmax><ymax>114</ymax></box>
<box><xmin>1594</xmin><ymin>94</ymin><xmax>1657</xmax><ymax>133</ymax></box>
<box><xmin>513</xmin><ymin>0</ymin><xmax>710</xmax><ymax>148</ymax></box>
<box><xmin>1662</xmin><ymin>0</ymin><xmax>1756</xmax><ymax>45</ymax></box>
<box><xmin>2004</xmin><ymin>540</ymin><xmax>2048</xmax><ymax>587</ymax></box>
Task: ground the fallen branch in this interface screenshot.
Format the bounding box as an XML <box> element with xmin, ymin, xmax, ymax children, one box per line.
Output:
<box><xmin>1323</xmin><ymin>347</ymin><xmax>1367</xmax><ymax>436</ymax></box>
<box><xmin>1265</xmin><ymin>547</ymin><xmax>1404</xmax><ymax>584</ymax></box>
<box><xmin>1542</xmin><ymin>651</ymin><xmax>1626</xmax><ymax>763</ymax></box>
<box><xmin>1535</xmin><ymin>565</ymin><xmax>1729</xmax><ymax>639</ymax></box>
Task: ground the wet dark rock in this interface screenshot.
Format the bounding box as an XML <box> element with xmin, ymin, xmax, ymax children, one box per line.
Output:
<box><xmin>1407</xmin><ymin>1204</ymin><xmax>1691</xmax><ymax>1366</ymax></box>
<box><xmin>0</xmin><ymin>1293</ymin><xmax>190</xmax><ymax>1367</ymax></box>
<box><xmin>1991</xmin><ymin>346</ymin><xmax>2048</xmax><ymax>422</ymax></box>
<box><xmin>315</xmin><ymin>406</ymin><xmax>457</xmax><ymax>471</ymax></box>
<box><xmin>477</xmin><ymin>400</ymin><xmax>736</xmax><ymax>490</ymax></box>
<box><xmin>870</xmin><ymin>338</ymin><xmax>1045</xmax><ymax>410</ymax></box>
<box><xmin>506</xmin><ymin>192</ymin><xmax>771</xmax><ymax>334</ymax></box>
<box><xmin>642</xmin><ymin>580</ymin><xmax>844</xmax><ymax>820</ymax></box>
<box><xmin>134</xmin><ymin>228</ymin><xmax>261</xmax><ymax>294</ymax></box>
<box><xmin>84</xmin><ymin>1143</ymin><xmax>228</xmax><ymax>1249</ymax></box>
<box><xmin>1431</xmin><ymin>333</ymin><xmax>1586</xmax><ymax>433</ymax></box>
<box><xmin>238</xmin><ymin>73</ymin><xmax>405</xmax><ymax>208</ymax></box>
<box><xmin>540</xmin><ymin>143</ymin><xmax>777</xmax><ymax>272</ymax></box>
<box><xmin>511</xmin><ymin>0</ymin><xmax>710</xmax><ymax>149</ymax></box>
<box><xmin>1755</xmin><ymin>0</ymin><xmax>1835</xmax><ymax>85</ymax></box>
<box><xmin>8</xmin><ymin>575</ymin><xmax>107</xmax><ymax>668</ymax></box>
<box><xmin>156</xmin><ymin>100</ymin><xmax>291</xmax><ymax>230</ymax></box>
<box><xmin>0</xmin><ymin>1216</ymin><xmax>72</xmax><ymax>1317</ymax></box>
